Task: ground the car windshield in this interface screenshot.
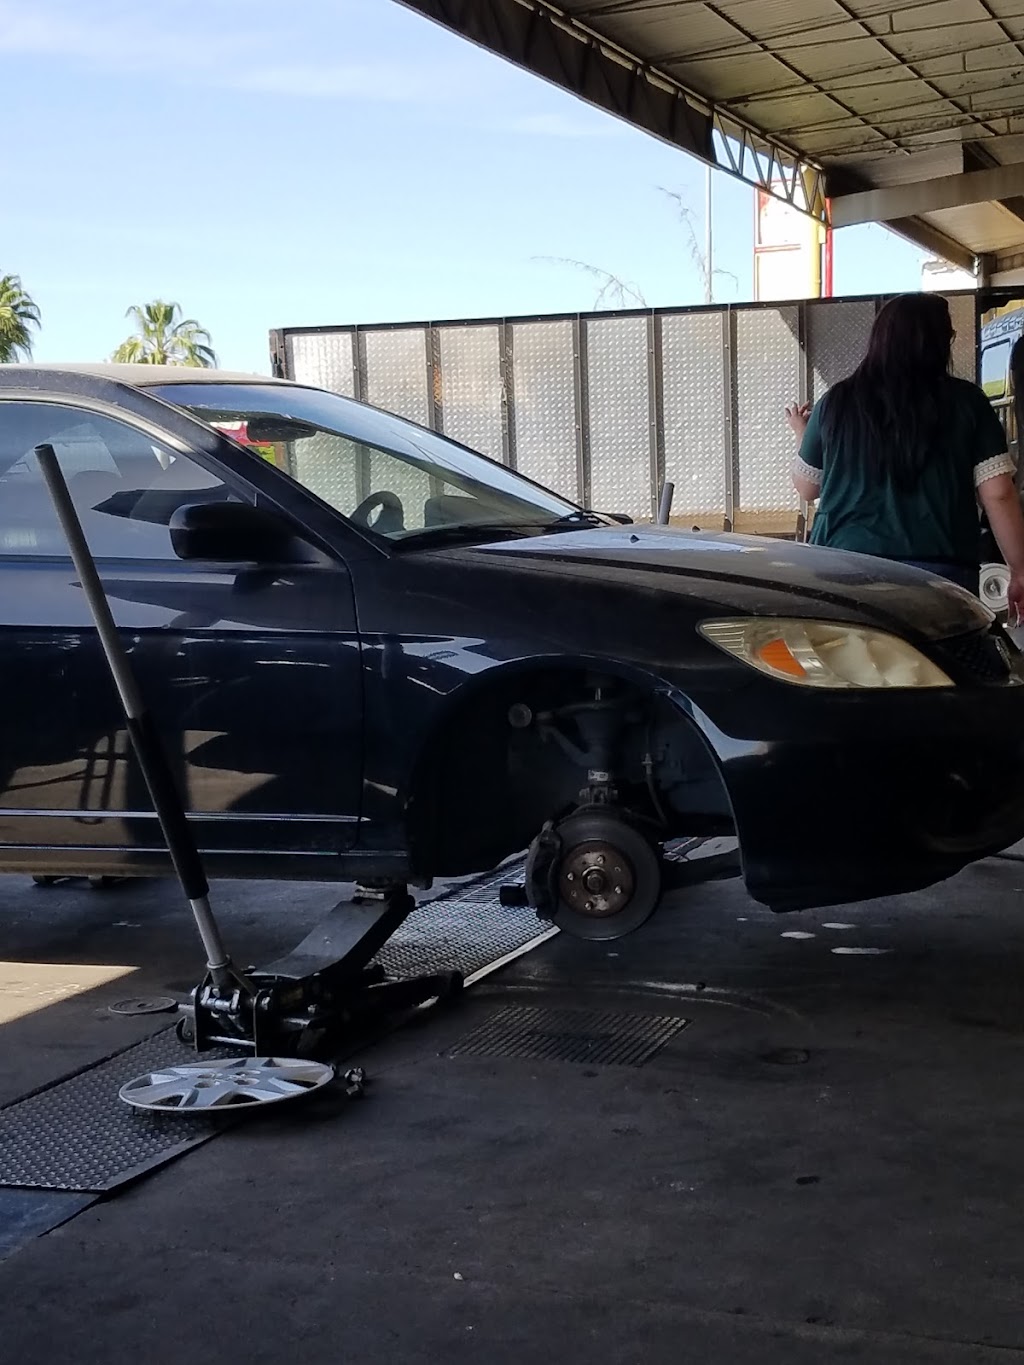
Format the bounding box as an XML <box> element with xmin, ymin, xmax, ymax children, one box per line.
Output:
<box><xmin>146</xmin><ymin>382</ymin><xmax>583</xmax><ymax>543</ymax></box>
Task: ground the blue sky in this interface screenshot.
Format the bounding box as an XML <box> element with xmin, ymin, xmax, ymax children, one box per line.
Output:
<box><xmin>5</xmin><ymin>0</ymin><xmax>930</xmax><ymax>374</ymax></box>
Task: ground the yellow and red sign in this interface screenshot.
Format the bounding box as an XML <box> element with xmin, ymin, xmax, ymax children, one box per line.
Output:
<box><xmin>754</xmin><ymin>180</ymin><xmax>828</xmax><ymax>302</ymax></box>
<box><xmin>211</xmin><ymin>421</ymin><xmax>281</xmax><ymax>467</ymax></box>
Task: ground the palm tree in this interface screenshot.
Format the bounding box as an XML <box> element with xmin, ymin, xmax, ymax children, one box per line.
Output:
<box><xmin>0</xmin><ymin>275</ymin><xmax>41</xmax><ymax>362</ymax></box>
<box><xmin>112</xmin><ymin>300</ymin><xmax>217</xmax><ymax>367</ymax></box>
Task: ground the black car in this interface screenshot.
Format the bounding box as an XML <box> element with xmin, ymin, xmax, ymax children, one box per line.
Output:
<box><xmin>2</xmin><ymin>362</ymin><xmax>1023</xmax><ymax>939</ymax></box>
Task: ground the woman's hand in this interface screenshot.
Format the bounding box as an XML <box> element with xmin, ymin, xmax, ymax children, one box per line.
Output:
<box><xmin>785</xmin><ymin>401</ymin><xmax>812</xmax><ymax>439</ymax></box>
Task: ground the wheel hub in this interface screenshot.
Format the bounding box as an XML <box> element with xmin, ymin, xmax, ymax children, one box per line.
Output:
<box><xmin>560</xmin><ymin>840</ymin><xmax>634</xmax><ymax>918</ymax></box>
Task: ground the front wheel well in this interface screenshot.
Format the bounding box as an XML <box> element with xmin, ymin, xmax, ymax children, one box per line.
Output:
<box><xmin>405</xmin><ymin>666</ymin><xmax>733</xmax><ymax>879</ymax></box>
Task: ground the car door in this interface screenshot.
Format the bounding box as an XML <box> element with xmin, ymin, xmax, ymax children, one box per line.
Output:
<box><xmin>0</xmin><ymin>395</ymin><xmax>362</xmax><ymax>867</ymax></box>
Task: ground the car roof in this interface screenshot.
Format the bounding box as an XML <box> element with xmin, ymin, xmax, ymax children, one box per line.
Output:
<box><xmin>0</xmin><ymin>363</ymin><xmax>292</xmax><ymax>388</ymax></box>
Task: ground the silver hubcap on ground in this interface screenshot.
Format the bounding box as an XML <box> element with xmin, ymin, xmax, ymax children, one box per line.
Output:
<box><xmin>119</xmin><ymin>1056</ymin><xmax>335</xmax><ymax>1111</ymax></box>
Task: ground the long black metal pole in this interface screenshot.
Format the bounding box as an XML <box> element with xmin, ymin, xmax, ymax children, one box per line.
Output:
<box><xmin>35</xmin><ymin>444</ymin><xmax>235</xmax><ymax>987</ymax></box>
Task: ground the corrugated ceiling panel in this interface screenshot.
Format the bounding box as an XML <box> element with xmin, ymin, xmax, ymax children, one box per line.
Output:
<box><xmin>784</xmin><ymin>42</ymin><xmax>902</xmax><ymax>81</ymax></box>
<box><xmin>717</xmin><ymin>0</ymin><xmax>840</xmax><ymax>32</ymax></box>
<box><xmin>927</xmin><ymin>203</ymin><xmax>1024</xmax><ymax>256</ymax></box>
<box><xmin>890</xmin><ymin>0</ymin><xmax>987</xmax><ymax>33</ymax></box>
<box><xmin>574</xmin><ymin>8</ymin><xmax>734</xmax><ymax>51</ymax></box>
<box><xmin>965</xmin><ymin>41</ymin><xmax>1024</xmax><ymax>71</ymax></box>
<box><xmin>671</xmin><ymin>54</ymin><xmax>798</xmax><ymax>102</ymax></box>
<box><xmin>842</xmin><ymin>78</ymin><xmax>946</xmax><ymax>116</ymax></box>
<box><xmin>734</xmin><ymin>92</ymin><xmax>855</xmax><ymax>135</ymax></box>
<box><xmin>895</xmin><ymin>27</ymin><xmax>1001</xmax><ymax>63</ymax></box>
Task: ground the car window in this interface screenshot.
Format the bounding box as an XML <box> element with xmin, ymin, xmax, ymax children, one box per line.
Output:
<box><xmin>236</xmin><ymin>426</ymin><xmax>473</xmax><ymax>533</ymax></box>
<box><xmin>0</xmin><ymin>400</ymin><xmax>236</xmax><ymax>559</ymax></box>
<box><xmin>982</xmin><ymin>339</ymin><xmax>1011</xmax><ymax>400</ymax></box>
<box><xmin>147</xmin><ymin>382</ymin><xmax>579</xmax><ymax>541</ymax></box>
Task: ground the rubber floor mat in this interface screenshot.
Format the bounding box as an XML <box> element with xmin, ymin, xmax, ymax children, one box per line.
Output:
<box><xmin>0</xmin><ymin>1029</ymin><xmax>235</xmax><ymax>1192</ymax></box>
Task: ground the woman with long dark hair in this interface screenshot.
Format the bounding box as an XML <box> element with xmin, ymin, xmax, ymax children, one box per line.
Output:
<box><xmin>785</xmin><ymin>293</ymin><xmax>1024</xmax><ymax>622</ymax></box>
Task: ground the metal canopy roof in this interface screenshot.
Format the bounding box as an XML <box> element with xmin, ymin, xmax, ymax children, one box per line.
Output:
<box><xmin>399</xmin><ymin>0</ymin><xmax>1024</xmax><ymax>281</ymax></box>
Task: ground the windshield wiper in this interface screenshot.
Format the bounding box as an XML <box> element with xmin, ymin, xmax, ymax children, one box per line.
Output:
<box><xmin>393</xmin><ymin>522</ymin><xmax>551</xmax><ymax>549</ymax></box>
<box><xmin>394</xmin><ymin>511</ymin><xmax>606</xmax><ymax>550</ymax></box>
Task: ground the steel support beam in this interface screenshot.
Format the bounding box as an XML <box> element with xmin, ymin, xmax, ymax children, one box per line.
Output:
<box><xmin>832</xmin><ymin>163</ymin><xmax>1024</xmax><ymax>228</ymax></box>
<box><xmin>886</xmin><ymin>218</ymin><xmax>977</xmax><ymax>275</ymax></box>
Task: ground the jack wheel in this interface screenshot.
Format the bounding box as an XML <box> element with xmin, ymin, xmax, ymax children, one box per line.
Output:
<box><xmin>548</xmin><ymin>811</ymin><xmax>662</xmax><ymax>941</ymax></box>
<box><xmin>175</xmin><ymin>1016</ymin><xmax>196</xmax><ymax>1046</ymax></box>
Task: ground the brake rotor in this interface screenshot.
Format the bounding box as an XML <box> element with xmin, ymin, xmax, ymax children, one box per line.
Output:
<box><xmin>547</xmin><ymin>812</ymin><xmax>662</xmax><ymax>941</ymax></box>
<box><xmin>119</xmin><ymin>1056</ymin><xmax>335</xmax><ymax>1112</ymax></box>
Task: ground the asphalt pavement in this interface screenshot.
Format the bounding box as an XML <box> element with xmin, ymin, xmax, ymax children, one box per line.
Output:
<box><xmin>2</xmin><ymin>850</ymin><xmax>1024</xmax><ymax>1363</ymax></box>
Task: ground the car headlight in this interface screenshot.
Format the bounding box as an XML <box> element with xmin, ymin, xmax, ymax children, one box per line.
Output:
<box><xmin>699</xmin><ymin>618</ymin><xmax>952</xmax><ymax>689</ymax></box>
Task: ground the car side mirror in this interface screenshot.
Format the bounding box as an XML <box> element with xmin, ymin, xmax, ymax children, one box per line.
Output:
<box><xmin>169</xmin><ymin>501</ymin><xmax>310</xmax><ymax>564</ymax></box>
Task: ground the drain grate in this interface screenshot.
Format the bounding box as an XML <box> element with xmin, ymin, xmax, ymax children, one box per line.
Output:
<box><xmin>0</xmin><ymin>1030</ymin><xmax>237</xmax><ymax>1192</ymax></box>
<box><xmin>449</xmin><ymin>1005</ymin><xmax>690</xmax><ymax>1067</ymax></box>
<box><xmin>376</xmin><ymin>859</ymin><xmax>556</xmax><ymax>984</ymax></box>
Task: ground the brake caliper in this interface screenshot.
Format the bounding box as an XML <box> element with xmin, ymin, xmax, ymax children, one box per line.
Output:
<box><xmin>524</xmin><ymin>821</ymin><xmax>562</xmax><ymax>921</ymax></box>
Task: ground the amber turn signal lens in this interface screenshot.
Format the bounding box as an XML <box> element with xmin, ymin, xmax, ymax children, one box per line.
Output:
<box><xmin>755</xmin><ymin>637</ymin><xmax>806</xmax><ymax>678</ymax></box>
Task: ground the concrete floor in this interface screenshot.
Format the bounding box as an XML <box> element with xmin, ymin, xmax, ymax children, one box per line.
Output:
<box><xmin>3</xmin><ymin>853</ymin><xmax>1024</xmax><ymax>1362</ymax></box>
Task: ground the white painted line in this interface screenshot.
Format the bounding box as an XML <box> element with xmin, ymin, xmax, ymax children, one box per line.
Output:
<box><xmin>831</xmin><ymin>946</ymin><xmax>891</xmax><ymax>956</ymax></box>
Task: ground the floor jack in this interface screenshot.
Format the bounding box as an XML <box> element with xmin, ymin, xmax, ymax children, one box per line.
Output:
<box><xmin>37</xmin><ymin>444</ymin><xmax>463</xmax><ymax>1076</ymax></box>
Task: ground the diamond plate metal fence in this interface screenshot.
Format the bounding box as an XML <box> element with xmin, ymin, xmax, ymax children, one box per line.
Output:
<box><xmin>586</xmin><ymin>315</ymin><xmax>652</xmax><ymax>521</ymax></box>
<box><xmin>439</xmin><ymin>324</ymin><xmax>504</xmax><ymax>464</ymax></box>
<box><xmin>275</xmin><ymin>292</ymin><xmax>980</xmax><ymax>537</ymax></box>
<box><xmin>364</xmin><ymin>328</ymin><xmax>430</xmax><ymax>427</ymax></box>
<box><xmin>807</xmin><ymin>299</ymin><xmax>876</xmax><ymax>403</ymax></box>
<box><xmin>510</xmin><ymin>320</ymin><xmax>579</xmax><ymax>500</ymax></box>
<box><xmin>949</xmin><ymin>293</ymin><xmax>977</xmax><ymax>382</ymax></box>
<box><xmin>660</xmin><ymin>311</ymin><xmax>727</xmax><ymax>525</ymax></box>
<box><xmin>735</xmin><ymin>306</ymin><xmax>802</xmax><ymax>534</ymax></box>
<box><xmin>286</xmin><ymin>331</ymin><xmax>355</xmax><ymax>397</ymax></box>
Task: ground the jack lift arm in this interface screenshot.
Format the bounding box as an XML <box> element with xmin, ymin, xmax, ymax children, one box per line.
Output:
<box><xmin>36</xmin><ymin>445</ymin><xmax>462</xmax><ymax>1060</ymax></box>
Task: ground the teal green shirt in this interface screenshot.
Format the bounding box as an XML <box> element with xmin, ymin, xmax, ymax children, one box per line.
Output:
<box><xmin>798</xmin><ymin>377</ymin><xmax>1010</xmax><ymax>564</ymax></box>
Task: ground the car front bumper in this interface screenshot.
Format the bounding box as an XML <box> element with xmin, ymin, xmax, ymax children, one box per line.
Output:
<box><xmin>674</xmin><ymin>676</ymin><xmax>1024</xmax><ymax>913</ymax></box>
